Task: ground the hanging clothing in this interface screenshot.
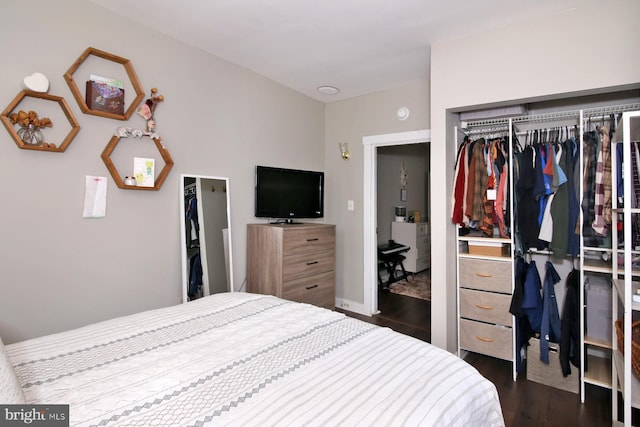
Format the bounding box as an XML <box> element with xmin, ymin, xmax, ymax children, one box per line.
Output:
<box><xmin>471</xmin><ymin>139</ymin><xmax>489</xmax><ymax>222</ymax></box>
<box><xmin>592</xmin><ymin>126</ymin><xmax>611</xmax><ymax>236</ymax></box>
<box><xmin>582</xmin><ymin>131</ymin><xmax>603</xmax><ymax>247</ymax></box>
<box><xmin>549</xmin><ymin>141</ymin><xmax>570</xmax><ymax>257</ymax></box>
<box><xmin>510</xmin><ymin>256</ymin><xmax>534</xmax><ymax>373</ymax></box>
<box><xmin>560</xmin><ymin>268</ymin><xmax>581</xmax><ymax>376</ymax></box>
<box><xmin>188</xmin><ymin>253</ymin><xmax>203</xmax><ymax>300</ymax></box>
<box><xmin>464</xmin><ymin>140</ymin><xmax>478</xmax><ymax>222</ymax></box>
<box><xmin>495</xmin><ymin>163</ymin><xmax>509</xmax><ymax>238</ymax></box>
<box><xmin>522</xmin><ymin>260</ymin><xmax>543</xmax><ymax>334</ymax></box>
<box><xmin>451</xmin><ymin>142</ymin><xmax>468</xmax><ymax>225</ymax></box>
<box><xmin>540</xmin><ymin>261</ymin><xmax>562</xmax><ymax>364</ymax></box>
<box><xmin>517</xmin><ymin>146</ymin><xmax>540</xmax><ymax>250</ymax></box>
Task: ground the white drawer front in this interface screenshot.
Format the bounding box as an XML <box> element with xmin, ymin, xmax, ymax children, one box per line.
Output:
<box><xmin>459</xmin><ymin>257</ymin><xmax>512</xmax><ymax>293</ymax></box>
<box><xmin>459</xmin><ymin>288</ymin><xmax>512</xmax><ymax>326</ymax></box>
<box><xmin>459</xmin><ymin>318</ymin><xmax>512</xmax><ymax>361</ymax></box>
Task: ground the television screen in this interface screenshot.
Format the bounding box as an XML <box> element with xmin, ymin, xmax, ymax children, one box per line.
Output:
<box><xmin>255</xmin><ymin>166</ymin><xmax>324</xmax><ymax>221</ymax></box>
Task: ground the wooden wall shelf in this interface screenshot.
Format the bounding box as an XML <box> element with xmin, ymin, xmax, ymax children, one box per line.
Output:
<box><xmin>0</xmin><ymin>90</ymin><xmax>80</xmax><ymax>152</ymax></box>
<box><xmin>64</xmin><ymin>47</ymin><xmax>145</xmax><ymax>120</ymax></box>
<box><xmin>101</xmin><ymin>134</ymin><xmax>174</xmax><ymax>191</ymax></box>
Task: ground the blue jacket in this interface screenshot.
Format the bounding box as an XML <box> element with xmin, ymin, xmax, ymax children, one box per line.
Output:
<box><xmin>540</xmin><ymin>261</ymin><xmax>562</xmax><ymax>364</ymax></box>
<box><xmin>522</xmin><ymin>260</ymin><xmax>543</xmax><ymax>333</ymax></box>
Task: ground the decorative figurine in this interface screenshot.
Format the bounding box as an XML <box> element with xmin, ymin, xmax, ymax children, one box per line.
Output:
<box><xmin>136</xmin><ymin>87</ymin><xmax>164</xmax><ymax>133</ymax></box>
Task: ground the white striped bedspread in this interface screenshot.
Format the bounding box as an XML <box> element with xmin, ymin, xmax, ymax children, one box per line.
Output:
<box><xmin>6</xmin><ymin>293</ymin><xmax>504</xmax><ymax>426</ymax></box>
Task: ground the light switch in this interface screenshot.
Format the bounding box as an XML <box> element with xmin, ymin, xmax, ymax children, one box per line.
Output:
<box><xmin>347</xmin><ymin>200</ymin><xmax>354</xmax><ymax>211</ymax></box>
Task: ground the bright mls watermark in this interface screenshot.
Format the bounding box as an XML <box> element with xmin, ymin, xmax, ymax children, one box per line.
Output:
<box><xmin>1</xmin><ymin>405</ymin><xmax>68</xmax><ymax>426</ymax></box>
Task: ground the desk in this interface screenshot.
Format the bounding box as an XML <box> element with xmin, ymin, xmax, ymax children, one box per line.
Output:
<box><xmin>377</xmin><ymin>242</ymin><xmax>410</xmax><ymax>290</ymax></box>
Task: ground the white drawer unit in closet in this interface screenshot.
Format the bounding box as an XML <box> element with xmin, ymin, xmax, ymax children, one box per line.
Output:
<box><xmin>457</xmin><ymin>235</ymin><xmax>514</xmax><ymax>365</ymax></box>
<box><xmin>391</xmin><ymin>222</ymin><xmax>430</xmax><ymax>273</ymax></box>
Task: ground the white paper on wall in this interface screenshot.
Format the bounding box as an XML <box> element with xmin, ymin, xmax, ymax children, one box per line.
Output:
<box><xmin>83</xmin><ymin>175</ymin><xmax>107</xmax><ymax>218</ymax></box>
<box><xmin>133</xmin><ymin>157</ymin><xmax>155</xmax><ymax>187</ymax></box>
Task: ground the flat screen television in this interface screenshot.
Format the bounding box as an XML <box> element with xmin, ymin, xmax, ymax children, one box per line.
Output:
<box><xmin>255</xmin><ymin>165</ymin><xmax>324</xmax><ymax>222</ymax></box>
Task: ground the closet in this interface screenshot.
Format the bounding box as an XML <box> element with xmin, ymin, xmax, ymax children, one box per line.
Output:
<box><xmin>453</xmin><ymin>100</ymin><xmax>640</xmax><ymax>417</ymax></box>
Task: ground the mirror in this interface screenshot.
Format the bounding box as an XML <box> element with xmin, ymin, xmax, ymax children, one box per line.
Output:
<box><xmin>180</xmin><ymin>174</ymin><xmax>234</xmax><ymax>302</ymax></box>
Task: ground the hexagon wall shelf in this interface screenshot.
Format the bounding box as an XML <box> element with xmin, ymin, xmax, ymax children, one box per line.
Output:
<box><xmin>64</xmin><ymin>47</ymin><xmax>145</xmax><ymax>120</ymax></box>
<box><xmin>1</xmin><ymin>90</ymin><xmax>81</xmax><ymax>152</ymax></box>
<box><xmin>101</xmin><ymin>134</ymin><xmax>174</xmax><ymax>190</ymax></box>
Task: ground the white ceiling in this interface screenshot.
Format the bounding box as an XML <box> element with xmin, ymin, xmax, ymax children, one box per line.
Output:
<box><xmin>89</xmin><ymin>0</ymin><xmax>591</xmax><ymax>102</ymax></box>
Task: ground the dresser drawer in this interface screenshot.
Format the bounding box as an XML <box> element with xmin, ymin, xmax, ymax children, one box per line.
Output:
<box><xmin>283</xmin><ymin>226</ymin><xmax>335</xmax><ymax>254</ymax></box>
<box><xmin>283</xmin><ymin>249</ymin><xmax>335</xmax><ymax>281</ymax></box>
<box><xmin>460</xmin><ymin>288</ymin><xmax>512</xmax><ymax>325</ymax></box>
<box><xmin>459</xmin><ymin>318</ymin><xmax>512</xmax><ymax>361</ymax></box>
<box><xmin>459</xmin><ymin>257</ymin><xmax>512</xmax><ymax>293</ymax></box>
<box><xmin>282</xmin><ymin>270</ymin><xmax>335</xmax><ymax>309</ymax></box>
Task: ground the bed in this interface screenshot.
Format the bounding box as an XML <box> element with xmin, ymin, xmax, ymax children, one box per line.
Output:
<box><xmin>1</xmin><ymin>292</ymin><xmax>504</xmax><ymax>426</ymax></box>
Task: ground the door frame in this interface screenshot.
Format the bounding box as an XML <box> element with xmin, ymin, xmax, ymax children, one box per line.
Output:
<box><xmin>362</xmin><ymin>129</ymin><xmax>430</xmax><ymax>315</ymax></box>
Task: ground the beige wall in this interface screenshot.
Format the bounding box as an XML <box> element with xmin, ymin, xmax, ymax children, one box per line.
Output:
<box><xmin>0</xmin><ymin>0</ymin><xmax>325</xmax><ymax>343</ymax></box>
<box><xmin>324</xmin><ymin>81</ymin><xmax>430</xmax><ymax>305</ymax></box>
<box><xmin>430</xmin><ymin>1</ymin><xmax>640</xmax><ymax>351</ymax></box>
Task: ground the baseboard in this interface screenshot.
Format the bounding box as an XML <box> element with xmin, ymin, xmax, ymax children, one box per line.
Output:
<box><xmin>334</xmin><ymin>298</ymin><xmax>371</xmax><ymax>316</ymax></box>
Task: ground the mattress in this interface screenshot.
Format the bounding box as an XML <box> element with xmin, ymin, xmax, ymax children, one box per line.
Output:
<box><xmin>6</xmin><ymin>292</ymin><xmax>504</xmax><ymax>426</ymax></box>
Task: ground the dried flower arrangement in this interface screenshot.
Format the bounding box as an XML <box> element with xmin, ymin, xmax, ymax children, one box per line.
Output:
<box><xmin>9</xmin><ymin>110</ymin><xmax>53</xmax><ymax>129</ymax></box>
<box><xmin>9</xmin><ymin>110</ymin><xmax>54</xmax><ymax>147</ymax></box>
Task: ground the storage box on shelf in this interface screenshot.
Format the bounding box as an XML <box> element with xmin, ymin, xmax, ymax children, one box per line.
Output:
<box><xmin>468</xmin><ymin>241</ymin><xmax>510</xmax><ymax>257</ymax></box>
<box><xmin>527</xmin><ymin>338</ymin><xmax>579</xmax><ymax>394</ymax></box>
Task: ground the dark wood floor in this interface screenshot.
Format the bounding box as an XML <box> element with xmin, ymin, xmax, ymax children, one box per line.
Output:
<box><xmin>339</xmin><ymin>290</ymin><xmax>618</xmax><ymax>427</ymax></box>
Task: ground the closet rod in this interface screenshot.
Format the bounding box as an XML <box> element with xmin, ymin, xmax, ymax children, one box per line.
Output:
<box><xmin>463</xmin><ymin>126</ymin><xmax>509</xmax><ymax>136</ymax></box>
<box><xmin>462</xmin><ymin>102</ymin><xmax>640</xmax><ymax>128</ymax></box>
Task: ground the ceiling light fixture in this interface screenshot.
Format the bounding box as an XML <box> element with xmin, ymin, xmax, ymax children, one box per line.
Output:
<box><xmin>317</xmin><ymin>86</ymin><xmax>339</xmax><ymax>95</ymax></box>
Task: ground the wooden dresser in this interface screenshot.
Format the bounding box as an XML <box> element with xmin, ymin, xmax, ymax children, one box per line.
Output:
<box><xmin>246</xmin><ymin>223</ymin><xmax>336</xmax><ymax>309</ymax></box>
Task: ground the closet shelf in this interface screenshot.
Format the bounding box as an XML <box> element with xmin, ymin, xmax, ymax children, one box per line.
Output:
<box><xmin>614</xmin><ymin>351</ymin><xmax>640</xmax><ymax>409</ymax></box>
<box><xmin>457</xmin><ymin>235</ymin><xmax>511</xmax><ymax>244</ymax></box>
<box><xmin>457</xmin><ymin>253</ymin><xmax>511</xmax><ymax>261</ymax></box>
<box><xmin>612</xmin><ymin>207</ymin><xmax>640</xmax><ymax>214</ymax></box>
<box><xmin>612</xmin><ymin>277</ymin><xmax>640</xmax><ymax>311</ymax></box>
<box><xmin>585</xmin><ymin>336</ymin><xmax>613</xmax><ymax>350</ymax></box>
<box><xmin>583</xmin><ymin>354</ymin><xmax>612</xmax><ymax>389</ymax></box>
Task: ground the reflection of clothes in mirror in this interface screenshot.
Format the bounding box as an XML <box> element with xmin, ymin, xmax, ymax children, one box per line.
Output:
<box><xmin>186</xmin><ymin>196</ymin><xmax>200</xmax><ymax>248</ymax></box>
<box><xmin>188</xmin><ymin>253</ymin><xmax>203</xmax><ymax>300</ymax></box>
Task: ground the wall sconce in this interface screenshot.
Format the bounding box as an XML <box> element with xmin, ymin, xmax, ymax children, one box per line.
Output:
<box><xmin>339</xmin><ymin>142</ymin><xmax>350</xmax><ymax>160</ymax></box>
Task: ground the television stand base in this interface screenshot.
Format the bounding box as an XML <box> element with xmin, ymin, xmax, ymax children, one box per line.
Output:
<box><xmin>271</xmin><ymin>219</ymin><xmax>302</xmax><ymax>224</ymax></box>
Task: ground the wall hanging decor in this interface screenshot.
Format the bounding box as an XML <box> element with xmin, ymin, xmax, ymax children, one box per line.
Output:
<box><xmin>101</xmin><ymin>87</ymin><xmax>172</xmax><ymax>190</ymax></box>
<box><xmin>0</xmin><ymin>90</ymin><xmax>80</xmax><ymax>152</ymax></box>
<box><xmin>64</xmin><ymin>47</ymin><xmax>144</xmax><ymax>120</ymax></box>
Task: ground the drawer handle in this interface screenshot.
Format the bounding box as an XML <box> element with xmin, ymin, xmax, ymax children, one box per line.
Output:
<box><xmin>306</xmin><ymin>238</ymin><xmax>319</xmax><ymax>242</ymax></box>
<box><xmin>306</xmin><ymin>284</ymin><xmax>318</xmax><ymax>290</ymax></box>
<box><xmin>475</xmin><ymin>272</ymin><xmax>493</xmax><ymax>278</ymax></box>
<box><xmin>475</xmin><ymin>336</ymin><xmax>494</xmax><ymax>343</ymax></box>
<box><xmin>475</xmin><ymin>304</ymin><xmax>494</xmax><ymax>310</ymax></box>
<box><xmin>306</xmin><ymin>261</ymin><xmax>319</xmax><ymax>266</ymax></box>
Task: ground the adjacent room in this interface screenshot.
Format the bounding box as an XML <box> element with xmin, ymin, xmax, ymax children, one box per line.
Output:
<box><xmin>1</xmin><ymin>0</ymin><xmax>639</xmax><ymax>426</ymax></box>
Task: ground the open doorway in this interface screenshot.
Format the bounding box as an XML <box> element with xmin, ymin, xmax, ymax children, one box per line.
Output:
<box><xmin>375</xmin><ymin>143</ymin><xmax>431</xmax><ymax>340</ymax></box>
<box><xmin>362</xmin><ymin>130</ymin><xmax>430</xmax><ymax>316</ymax></box>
